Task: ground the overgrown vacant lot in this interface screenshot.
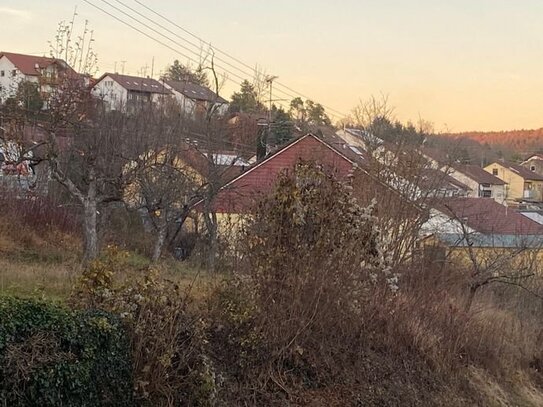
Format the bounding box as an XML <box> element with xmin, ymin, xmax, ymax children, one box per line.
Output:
<box><xmin>3</xmin><ymin>169</ymin><xmax>543</xmax><ymax>406</ymax></box>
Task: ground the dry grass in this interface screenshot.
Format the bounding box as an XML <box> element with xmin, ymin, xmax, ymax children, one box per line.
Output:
<box><xmin>0</xmin><ymin>259</ymin><xmax>77</xmax><ymax>300</ymax></box>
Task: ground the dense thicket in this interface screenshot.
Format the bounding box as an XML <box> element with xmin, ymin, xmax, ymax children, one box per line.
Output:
<box><xmin>0</xmin><ymin>297</ymin><xmax>133</xmax><ymax>406</ymax></box>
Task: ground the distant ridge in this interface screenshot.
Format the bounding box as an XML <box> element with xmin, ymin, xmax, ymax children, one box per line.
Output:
<box><xmin>441</xmin><ymin>128</ymin><xmax>543</xmax><ymax>155</ymax></box>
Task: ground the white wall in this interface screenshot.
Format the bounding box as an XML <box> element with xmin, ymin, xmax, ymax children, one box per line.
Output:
<box><xmin>447</xmin><ymin>169</ymin><xmax>505</xmax><ymax>203</ymax></box>
<box><xmin>91</xmin><ymin>76</ymin><xmax>128</xmax><ymax>110</ymax></box>
<box><xmin>420</xmin><ymin>208</ymin><xmax>476</xmax><ymax>236</ymax></box>
<box><xmin>0</xmin><ymin>56</ymin><xmax>37</xmax><ymax>103</ymax></box>
<box><xmin>166</xmin><ymin>85</ymin><xmax>228</xmax><ymax>117</ymax></box>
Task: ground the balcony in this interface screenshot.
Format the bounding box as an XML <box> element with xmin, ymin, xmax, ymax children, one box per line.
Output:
<box><xmin>524</xmin><ymin>189</ymin><xmax>536</xmax><ymax>199</ymax></box>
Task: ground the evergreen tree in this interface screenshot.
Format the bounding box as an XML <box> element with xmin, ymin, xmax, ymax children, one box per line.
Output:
<box><xmin>162</xmin><ymin>60</ymin><xmax>209</xmax><ymax>87</ymax></box>
<box><xmin>270</xmin><ymin>106</ymin><xmax>294</xmax><ymax>145</ymax></box>
<box><xmin>229</xmin><ymin>80</ymin><xmax>263</xmax><ymax>113</ymax></box>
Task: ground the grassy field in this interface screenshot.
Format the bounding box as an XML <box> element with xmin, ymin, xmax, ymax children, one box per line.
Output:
<box><xmin>0</xmin><ymin>214</ymin><xmax>217</xmax><ymax>302</ymax></box>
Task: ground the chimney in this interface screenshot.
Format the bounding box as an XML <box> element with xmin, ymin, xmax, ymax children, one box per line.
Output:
<box><xmin>256</xmin><ymin>118</ymin><xmax>268</xmax><ymax>162</ymax></box>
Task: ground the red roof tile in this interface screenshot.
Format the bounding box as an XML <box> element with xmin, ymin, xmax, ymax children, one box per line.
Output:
<box><xmin>165</xmin><ymin>80</ymin><xmax>227</xmax><ymax>104</ymax></box>
<box><xmin>97</xmin><ymin>73</ymin><xmax>172</xmax><ymax>95</ymax></box>
<box><xmin>0</xmin><ymin>52</ymin><xmax>71</xmax><ymax>76</ymax></box>
<box><xmin>453</xmin><ymin>164</ymin><xmax>506</xmax><ymax>185</ymax></box>
<box><xmin>435</xmin><ymin>197</ymin><xmax>543</xmax><ymax>235</ymax></box>
<box><xmin>493</xmin><ymin>161</ymin><xmax>543</xmax><ymax>181</ymax></box>
<box><xmin>209</xmin><ymin>134</ymin><xmax>354</xmax><ymax>213</ymax></box>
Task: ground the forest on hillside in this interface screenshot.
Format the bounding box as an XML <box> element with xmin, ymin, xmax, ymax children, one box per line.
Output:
<box><xmin>435</xmin><ymin>128</ymin><xmax>543</xmax><ymax>163</ymax></box>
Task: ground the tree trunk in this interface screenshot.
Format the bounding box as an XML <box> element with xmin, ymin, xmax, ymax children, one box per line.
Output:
<box><xmin>82</xmin><ymin>198</ymin><xmax>99</xmax><ymax>263</ymax></box>
<box><xmin>204</xmin><ymin>210</ymin><xmax>218</xmax><ymax>271</ymax></box>
<box><xmin>152</xmin><ymin>222</ymin><xmax>167</xmax><ymax>262</ymax></box>
<box><xmin>464</xmin><ymin>284</ymin><xmax>478</xmax><ymax>313</ymax></box>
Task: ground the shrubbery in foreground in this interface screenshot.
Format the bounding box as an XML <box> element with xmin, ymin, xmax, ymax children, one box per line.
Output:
<box><xmin>0</xmin><ymin>297</ymin><xmax>133</xmax><ymax>406</ymax></box>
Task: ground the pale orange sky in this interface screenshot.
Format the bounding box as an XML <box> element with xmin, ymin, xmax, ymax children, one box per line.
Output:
<box><xmin>2</xmin><ymin>0</ymin><xmax>543</xmax><ymax>132</ymax></box>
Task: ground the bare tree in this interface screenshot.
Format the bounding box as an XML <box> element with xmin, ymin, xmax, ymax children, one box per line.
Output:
<box><xmin>127</xmin><ymin>127</ymin><xmax>204</xmax><ymax>262</ymax></box>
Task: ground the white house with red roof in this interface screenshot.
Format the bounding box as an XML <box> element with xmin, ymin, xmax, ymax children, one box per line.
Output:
<box><xmin>0</xmin><ymin>52</ymin><xmax>74</xmax><ymax>103</ymax></box>
<box><xmin>163</xmin><ymin>80</ymin><xmax>228</xmax><ymax>118</ymax></box>
<box><xmin>448</xmin><ymin>164</ymin><xmax>506</xmax><ymax>202</ymax></box>
<box><xmin>91</xmin><ymin>73</ymin><xmax>172</xmax><ymax>111</ymax></box>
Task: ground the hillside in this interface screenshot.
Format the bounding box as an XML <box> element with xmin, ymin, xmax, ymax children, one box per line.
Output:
<box><xmin>440</xmin><ymin>128</ymin><xmax>543</xmax><ymax>159</ymax></box>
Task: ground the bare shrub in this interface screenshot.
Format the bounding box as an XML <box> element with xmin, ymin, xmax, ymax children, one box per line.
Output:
<box><xmin>71</xmin><ymin>247</ymin><xmax>214</xmax><ymax>406</ymax></box>
<box><xmin>0</xmin><ymin>188</ymin><xmax>78</xmax><ymax>234</ymax></box>
<box><xmin>206</xmin><ymin>162</ymin><xmax>402</xmax><ymax>400</ymax></box>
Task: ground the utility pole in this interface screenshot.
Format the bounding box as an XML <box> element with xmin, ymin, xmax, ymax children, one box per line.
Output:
<box><xmin>265</xmin><ymin>75</ymin><xmax>278</xmax><ymax>155</ymax></box>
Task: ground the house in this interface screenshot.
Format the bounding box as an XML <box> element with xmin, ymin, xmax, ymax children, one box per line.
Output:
<box><xmin>164</xmin><ymin>80</ymin><xmax>228</xmax><ymax>117</ymax></box>
<box><xmin>449</xmin><ymin>164</ymin><xmax>506</xmax><ymax>202</ymax></box>
<box><xmin>484</xmin><ymin>161</ymin><xmax>543</xmax><ymax>203</ymax></box>
<box><xmin>0</xmin><ymin>52</ymin><xmax>75</xmax><ymax>104</ymax></box>
<box><xmin>419</xmin><ymin>146</ymin><xmax>451</xmax><ymax>170</ymax></box>
<box><xmin>521</xmin><ymin>154</ymin><xmax>543</xmax><ymax>175</ymax></box>
<box><xmin>207</xmin><ymin>134</ymin><xmax>354</xmax><ymax>214</ymax></box>
<box><xmin>91</xmin><ymin>73</ymin><xmax>172</xmax><ymax>111</ymax></box>
<box><xmin>423</xmin><ymin>197</ymin><xmax>542</xmax><ymax>236</ymax></box>
<box><xmin>421</xmin><ymin>197</ymin><xmax>543</xmax><ymax>265</ymax></box>
<box><xmin>335</xmin><ymin>128</ymin><xmax>383</xmax><ymax>151</ymax></box>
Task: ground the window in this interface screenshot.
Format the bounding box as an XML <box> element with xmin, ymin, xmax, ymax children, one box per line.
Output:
<box><xmin>11</xmin><ymin>70</ymin><xmax>16</xmax><ymax>77</ymax></box>
<box><xmin>481</xmin><ymin>190</ymin><xmax>492</xmax><ymax>198</ymax></box>
<box><xmin>531</xmin><ymin>166</ymin><xmax>536</xmax><ymax>172</ymax></box>
<box><xmin>492</xmin><ymin>168</ymin><xmax>498</xmax><ymax>176</ymax></box>
<box><xmin>526</xmin><ymin>182</ymin><xmax>533</xmax><ymax>190</ymax></box>
<box><xmin>0</xmin><ymin>70</ymin><xmax>4</xmax><ymax>77</ymax></box>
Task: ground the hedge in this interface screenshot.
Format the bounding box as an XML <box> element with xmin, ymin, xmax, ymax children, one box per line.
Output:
<box><xmin>0</xmin><ymin>297</ymin><xmax>133</xmax><ymax>406</ymax></box>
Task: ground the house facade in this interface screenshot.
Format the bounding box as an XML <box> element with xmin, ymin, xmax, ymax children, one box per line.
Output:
<box><xmin>0</xmin><ymin>52</ymin><xmax>74</xmax><ymax>104</ymax></box>
<box><xmin>91</xmin><ymin>73</ymin><xmax>172</xmax><ymax>112</ymax></box>
<box><xmin>484</xmin><ymin>161</ymin><xmax>543</xmax><ymax>203</ymax></box>
<box><xmin>521</xmin><ymin>154</ymin><xmax>543</xmax><ymax>176</ymax></box>
<box><xmin>164</xmin><ymin>80</ymin><xmax>228</xmax><ymax>118</ymax></box>
<box><xmin>420</xmin><ymin>197</ymin><xmax>543</xmax><ymax>265</ymax></box>
<box><xmin>449</xmin><ymin>164</ymin><xmax>506</xmax><ymax>202</ymax></box>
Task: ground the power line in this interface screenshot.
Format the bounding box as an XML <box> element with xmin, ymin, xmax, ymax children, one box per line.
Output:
<box><xmin>111</xmin><ymin>0</ymin><xmax>307</xmax><ymax>114</ymax></box>
<box><xmin>131</xmin><ymin>0</ymin><xmax>348</xmax><ymax>118</ymax></box>
<box><xmin>89</xmin><ymin>0</ymin><xmax>346</xmax><ymax>119</ymax></box>
<box><xmin>84</xmin><ymin>0</ymin><xmax>294</xmax><ymax>112</ymax></box>
<box><xmin>113</xmin><ymin>0</ymin><xmax>256</xmax><ymax>80</ymax></box>
<box><xmin>112</xmin><ymin>0</ymin><xmax>312</xmax><ymax>112</ymax></box>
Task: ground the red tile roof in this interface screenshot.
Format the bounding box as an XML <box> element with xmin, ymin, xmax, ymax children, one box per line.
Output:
<box><xmin>0</xmin><ymin>52</ymin><xmax>70</xmax><ymax>76</ymax></box>
<box><xmin>453</xmin><ymin>164</ymin><xmax>506</xmax><ymax>185</ymax></box>
<box><xmin>165</xmin><ymin>80</ymin><xmax>227</xmax><ymax>104</ymax></box>
<box><xmin>435</xmin><ymin>197</ymin><xmax>543</xmax><ymax>235</ymax></box>
<box><xmin>97</xmin><ymin>73</ymin><xmax>172</xmax><ymax>95</ymax></box>
<box><xmin>209</xmin><ymin>134</ymin><xmax>354</xmax><ymax>213</ymax></box>
<box><xmin>493</xmin><ymin>161</ymin><xmax>543</xmax><ymax>181</ymax></box>
<box><xmin>420</xmin><ymin>168</ymin><xmax>470</xmax><ymax>192</ymax></box>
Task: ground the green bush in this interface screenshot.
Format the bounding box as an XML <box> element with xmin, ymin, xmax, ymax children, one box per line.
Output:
<box><xmin>0</xmin><ymin>297</ymin><xmax>133</xmax><ymax>406</ymax></box>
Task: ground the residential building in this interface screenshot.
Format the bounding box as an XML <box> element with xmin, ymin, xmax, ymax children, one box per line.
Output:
<box><xmin>521</xmin><ymin>154</ymin><xmax>543</xmax><ymax>175</ymax></box>
<box><xmin>421</xmin><ymin>197</ymin><xmax>543</xmax><ymax>265</ymax></box>
<box><xmin>423</xmin><ymin>197</ymin><xmax>542</xmax><ymax>236</ymax></box>
<box><xmin>449</xmin><ymin>164</ymin><xmax>506</xmax><ymax>202</ymax></box>
<box><xmin>206</xmin><ymin>133</ymin><xmax>354</xmax><ymax>214</ymax></box>
<box><xmin>336</xmin><ymin>128</ymin><xmax>383</xmax><ymax>151</ymax></box>
<box><xmin>484</xmin><ymin>161</ymin><xmax>543</xmax><ymax>203</ymax></box>
<box><xmin>164</xmin><ymin>80</ymin><xmax>228</xmax><ymax>118</ymax></box>
<box><xmin>91</xmin><ymin>73</ymin><xmax>172</xmax><ymax>111</ymax></box>
<box><xmin>0</xmin><ymin>51</ymin><xmax>74</xmax><ymax>104</ymax></box>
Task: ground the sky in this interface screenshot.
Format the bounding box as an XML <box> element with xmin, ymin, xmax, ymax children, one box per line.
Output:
<box><xmin>2</xmin><ymin>0</ymin><xmax>543</xmax><ymax>132</ymax></box>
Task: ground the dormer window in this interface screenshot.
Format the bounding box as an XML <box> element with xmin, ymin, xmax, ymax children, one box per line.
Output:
<box><xmin>531</xmin><ymin>166</ymin><xmax>536</xmax><ymax>172</ymax></box>
<box><xmin>492</xmin><ymin>168</ymin><xmax>498</xmax><ymax>176</ymax></box>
